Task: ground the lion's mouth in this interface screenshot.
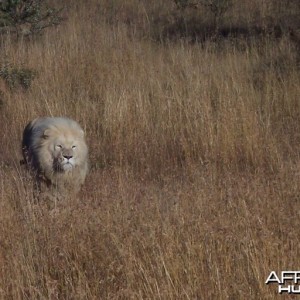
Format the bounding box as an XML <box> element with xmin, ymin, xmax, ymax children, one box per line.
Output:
<box><xmin>62</xmin><ymin>162</ymin><xmax>74</xmax><ymax>170</ymax></box>
<box><xmin>53</xmin><ymin>159</ymin><xmax>74</xmax><ymax>172</ymax></box>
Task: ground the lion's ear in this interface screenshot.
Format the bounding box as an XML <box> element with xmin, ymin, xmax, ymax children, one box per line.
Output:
<box><xmin>43</xmin><ymin>128</ymin><xmax>51</xmax><ymax>139</ymax></box>
<box><xmin>79</xmin><ymin>129</ymin><xmax>85</xmax><ymax>138</ymax></box>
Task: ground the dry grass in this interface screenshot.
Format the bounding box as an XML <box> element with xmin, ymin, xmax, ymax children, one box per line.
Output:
<box><xmin>0</xmin><ymin>0</ymin><xmax>300</xmax><ymax>298</ymax></box>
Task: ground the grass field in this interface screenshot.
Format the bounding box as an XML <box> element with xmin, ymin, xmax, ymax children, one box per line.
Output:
<box><xmin>0</xmin><ymin>0</ymin><xmax>300</xmax><ymax>298</ymax></box>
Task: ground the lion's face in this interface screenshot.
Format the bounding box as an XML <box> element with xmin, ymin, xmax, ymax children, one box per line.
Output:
<box><xmin>52</xmin><ymin>138</ymin><xmax>81</xmax><ymax>172</ymax></box>
<box><xmin>43</xmin><ymin>126</ymin><xmax>88</xmax><ymax>173</ymax></box>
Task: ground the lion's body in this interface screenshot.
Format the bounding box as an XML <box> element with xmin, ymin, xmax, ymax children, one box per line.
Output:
<box><xmin>22</xmin><ymin>117</ymin><xmax>89</xmax><ymax>200</ymax></box>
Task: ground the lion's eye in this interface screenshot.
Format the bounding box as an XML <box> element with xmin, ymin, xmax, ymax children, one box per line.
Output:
<box><xmin>72</xmin><ymin>145</ymin><xmax>76</xmax><ymax>149</ymax></box>
<box><xmin>56</xmin><ymin>145</ymin><xmax>62</xmax><ymax>149</ymax></box>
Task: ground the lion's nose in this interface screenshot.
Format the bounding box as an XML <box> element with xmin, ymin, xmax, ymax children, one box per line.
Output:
<box><xmin>63</xmin><ymin>155</ymin><xmax>73</xmax><ymax>160</ymax></box>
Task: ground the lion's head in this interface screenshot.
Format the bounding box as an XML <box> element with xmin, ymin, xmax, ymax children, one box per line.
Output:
<box><xmin>22</xmin><ymin>117</ymin><xmax>89</xmax><ymax>198</ymax></box>
<box><xmin>40</xmin><ymin>121</ymin><xmax>88</xmax><ymax>173</ymax></box>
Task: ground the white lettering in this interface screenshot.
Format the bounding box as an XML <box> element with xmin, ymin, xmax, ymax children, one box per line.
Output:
<box><xmin>293</xmin><ymin>272</ymin><xmax>300</xmax><ymax>284</ymax></box>
<box><xmin>291</xmin><ymin>286</ymin><xmax>300</xmax><ymax>293</ymax></box>
<box><xmin>282</xmin><ymin>271</ymin><xmax>296</xmax><ymax>283</ymax></box>
<box><xmin>279</xmin><ymin>285</ymin><xmax>292</xmax><ymax>294</ymax></box>
<box><xmin>266</xmin><ymin>271</ymin><xmax>281</xmax><ymax>284</ymax></box>
<box><xmin>279</xmin><ymin>285</ymin><xmax>300</xmax><ymax>294</ymax></box>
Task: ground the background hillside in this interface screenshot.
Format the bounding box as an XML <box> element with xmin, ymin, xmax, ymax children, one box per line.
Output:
<box><xmin>0</xmin><ymin>0</ymin><xmax>300</xmax><ymax>298</ymax></box>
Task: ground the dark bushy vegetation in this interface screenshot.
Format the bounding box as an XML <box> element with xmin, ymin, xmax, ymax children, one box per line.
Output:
<box><xmin>0</xmin><ymin>0</ymin><xmax>63</xmax><ymax>36</ymax></box>
<box><xmin>0</xmin><ymin>63</ymin><xmax>36</xmax><ymax>90</ymax></box>
<box><xmin>95</xmin><ymin>0</ymin><xmax>300</xmax><ymax>44</ymax></box>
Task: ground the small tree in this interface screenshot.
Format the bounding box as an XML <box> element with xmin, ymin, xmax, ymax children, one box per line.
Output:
<box><xmin>0</xmin><ymin>0</ymin><xmax>63</xmax><ymax>36</ymax></box>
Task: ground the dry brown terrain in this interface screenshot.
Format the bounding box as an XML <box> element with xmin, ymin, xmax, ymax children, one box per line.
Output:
<box><xmin>0</xmin><ymin>0</ymin><xmax>300</xmax><ymax>298</ymax></box>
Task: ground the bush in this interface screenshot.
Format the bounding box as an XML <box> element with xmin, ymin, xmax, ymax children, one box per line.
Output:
<box><xmin>0</xmin><ymin>0</ymin><xmax>63</xmax><ymax>36</ymax></box>
<box><xmin>0</xmin><ymin>63</ymin><xmax>37</xmax><ymax>90</ymax></box>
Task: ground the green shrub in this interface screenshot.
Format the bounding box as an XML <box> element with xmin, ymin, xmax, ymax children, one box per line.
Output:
<box><xmin>0</xmin><ymin>63</ymin><xmax>37</xmax><ymax>90</ymax></box>
<box><xmin>0</xmin><ymin>0</ymin><xmax>63</xmax><ymax>36</ymax></box>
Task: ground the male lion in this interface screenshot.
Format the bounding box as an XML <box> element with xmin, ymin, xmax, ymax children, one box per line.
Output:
<box><xmin>22</xmin><ymin>117</ymin><xmax>89</xmax><ymax>201</ymax></box>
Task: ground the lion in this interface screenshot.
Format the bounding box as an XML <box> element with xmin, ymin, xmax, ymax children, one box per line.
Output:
<box><xmin>22</xmin><ymin>117</ymin><xmax>89</xmax><ymax>201</ymax></box>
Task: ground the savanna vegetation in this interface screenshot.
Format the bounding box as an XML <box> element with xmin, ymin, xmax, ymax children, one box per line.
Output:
<box><xmin>0</xmin><ymin>0</ymin><xmax>300</xmax><ymax>298</ymax></box>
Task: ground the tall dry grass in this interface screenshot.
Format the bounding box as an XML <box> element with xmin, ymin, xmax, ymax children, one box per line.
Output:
<box><xmin>0</xmin><ymin>0</ymin><xmax>300</xmax><ymax>298</ymax></box>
